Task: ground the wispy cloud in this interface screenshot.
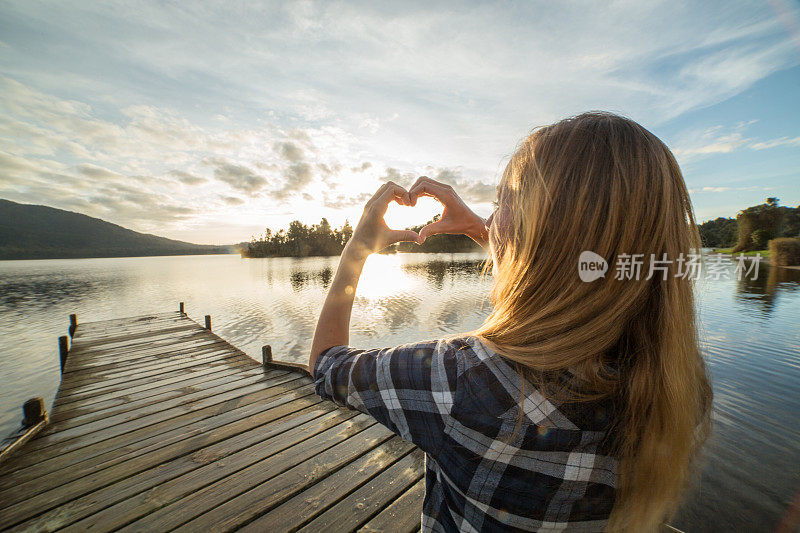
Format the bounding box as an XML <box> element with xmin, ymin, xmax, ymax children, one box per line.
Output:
<box><xmin>673</xmin><ymin>119</ymin><xmax>800</xmax><ymax>161</ymax></box>
<box><xmin>750</xmin><ymin>136</ymin><xmax>800</xmax><ymax>150</ymax></box>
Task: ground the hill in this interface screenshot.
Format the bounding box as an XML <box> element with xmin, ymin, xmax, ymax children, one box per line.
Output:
<box><xmin>0</xmin><ymin>199</ymin><xmax>234</xmax><ymax>260</ymax></box>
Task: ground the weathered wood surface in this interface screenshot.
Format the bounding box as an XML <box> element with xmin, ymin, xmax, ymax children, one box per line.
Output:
<box><xmin>0</xmin><ymin>312</ymin><xmax>424</xmax><ymax>532</ymax></box>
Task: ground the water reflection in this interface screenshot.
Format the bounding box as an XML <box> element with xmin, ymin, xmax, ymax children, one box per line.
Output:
<box><xmin>289</xmin><ymin>266</ymin><xmax>333</xmax><ymax>291</ymax></box>
<box><xmin>402</xmin><ymin>259</ymin><xmax>488</xmax><ymax>289</ymax></box>
<box><xmin>0</xmin><ymin>252</ymin><xmax>798</xmax><ymax>531</ymax></box>
<box><xmin>733</xmin><ymin>261</ymin><xmax>800</xmax><ymax>316</ymax></box>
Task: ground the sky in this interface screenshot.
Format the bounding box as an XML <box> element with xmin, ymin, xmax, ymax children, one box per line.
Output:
<box><xmin>0</xmin><ymin>0</ymin><xmax>799</xmax><ymax>245</ymax></box>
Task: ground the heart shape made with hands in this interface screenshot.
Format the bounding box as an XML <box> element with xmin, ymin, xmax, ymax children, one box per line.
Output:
<box><xmin>383</xmin><ymin>195</ymin><xmax>443</xmax><ymax>232</ymax></box>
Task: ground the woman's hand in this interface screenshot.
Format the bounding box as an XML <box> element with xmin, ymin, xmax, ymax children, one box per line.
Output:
<box><xmin>346</xmin><ymin>181</ymin><xmax>421</xmax><ymax>259</ymax></box>
<box><xmin>408</xmin><ymin>176</ymin><xmax>489</xmax><ymax>248</ymax></box>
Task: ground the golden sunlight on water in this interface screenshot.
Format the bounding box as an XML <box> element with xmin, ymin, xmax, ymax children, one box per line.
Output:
<box><xmin>357</xmin><ymin>253</ymin><xmax>421</xmax><ymax>299</ymax></box>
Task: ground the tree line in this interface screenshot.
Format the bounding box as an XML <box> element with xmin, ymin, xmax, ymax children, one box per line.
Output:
<box><xmin>242</xmin><ymin>215</ymin><xmax>481</xmax><ymax>258</ymax></box>
<box><xmin>698</xmin><ymin>198</ymin><xmax>800</xmax><ymax>251</ymax></box>
<box><xmin>244</xmin><ymin>198</ymin><xmax>800</xmax><ymax>259</ymax></box>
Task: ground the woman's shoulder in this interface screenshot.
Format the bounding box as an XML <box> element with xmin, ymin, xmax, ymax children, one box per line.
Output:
<box><xmin>382</xmin><ymin>334</ymin><xmax>482</xmax><ymax>361</ymax></box>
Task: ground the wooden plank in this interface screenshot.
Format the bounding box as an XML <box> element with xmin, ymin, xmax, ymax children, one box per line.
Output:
<box><xmin>57</xmin><ymin>342</ymin><xmax>242</xmax><ymax>390</ymax></box>
<box><xmin>69</xmin><ymin>316</ymin><xmax>180</xmax><ymax>340</ymax></box>
<box><xmin>53</xmin><ymin>346</ymin><xmax>252</xmax><ymax>399</ymax></box>
<box><xmin>68</xmin><ymin>323</ymin><xmax>198</xmax><ymax>352</ymax></box>
<box><xmin>0</xmin><ymin>380</ymin><xmax>315</xmax><ymax>480</ymax></box>
<box><xmin>51</xmin><ymin>357</ymin><xmax>256</xmax><ymax>417</ymax></box>
<box><xmin>7</xmin><ymin>411</ymin><xmax>369</xmax><ymax>531</ymax></box>
<box><xmin>0</xmin><ymin>395</ymin><xmax>336</xmax><ymax>513</ymax></box>
<box><xmin>70</xmin><ymin>312</ymin><xmax>175</xmax><ymax>330</ymax></box>
<box><xmin>59</xmin><ymin>342</ymin><xmax>238</xmax><ymax>388</ymax></box>
<box><xmin>237</xmin><ymin>436</ymin><xmax>416</xmax><ymax>533</ymax></box>
<box><xmin>358</xmin><ymin>478</ymin><xmax>425</xmax><ymax>533</ymax></box>
<box><xmin>115</xmin><ymin>417</ymin><xmax>391</xmax><ymax>533</ymax></box>
<box><xmin>31</xmin><ymin>370</ymin><xmax>298</xmax><ymax>448</ymax></box>
<box><xmin>46</xmin><ymin>366</ymin><xmax>277</xmax><ymax>430</ymax></box>
<box><xmin>0</xmin><ymin>392</ymin><xmax>323</xmax><ymax>501</ymax></box>
<box><xmin>56</xmin><ymin>345</ymin><xmax>253</xmax><ymax>395</ymax></box>
<box><xmin>66</xmin><ymin>323</ymin><xmax>202</xmax><ymax>356</ymax></box>
<box><xmin>53</xmin><ymin>344</ymin><xmax>244</xmax><ymax>401</ymax></box>
<box><xmin>1</xmin><ymin>376</ymin><xmax>314</xmax><ymax>473</ymax></box>
<box><xmin>70</xmin><ymin>314</ymin><xmax>190</xmax><ymax>335</ymax></box>
<box><xmin>296</xmin><ymin>450</ymin><xmax>426</xmax><ymax>532</ymax></box>
<box><xmin>62</xmin><ymin>330</ymin><xmax>218</xmax><ymax>370</ymax></box>
<box><xmin>69</xmin><ymin>319</ymin><xmax>202</xmax><ymax>350</ymax></box>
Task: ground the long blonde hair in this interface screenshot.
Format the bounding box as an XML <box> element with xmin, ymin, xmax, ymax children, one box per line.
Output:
<box><xmin>475</xmin><ymin>111</ymin><xmax>712</xmax><ymax>532</ymax></box>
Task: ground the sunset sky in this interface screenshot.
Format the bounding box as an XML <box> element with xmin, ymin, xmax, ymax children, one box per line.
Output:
<box><xmin>1</xmin><ymin>1</ymin><xmax>799</xmax><ymax>244</ymax></box>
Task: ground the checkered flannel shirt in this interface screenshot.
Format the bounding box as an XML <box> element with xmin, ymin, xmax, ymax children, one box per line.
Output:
<box><xmin>313</xmin><ymin>335</ymin><xmax>618</xmax><ymax>532</ymax></box>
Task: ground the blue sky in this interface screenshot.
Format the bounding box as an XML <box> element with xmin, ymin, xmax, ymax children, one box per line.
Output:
<box><xmin>0</xmin><ymin>0</ymin><xmax>798</xmax><ymax>244</ymax></box>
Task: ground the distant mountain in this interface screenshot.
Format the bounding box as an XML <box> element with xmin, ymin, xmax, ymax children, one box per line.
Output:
<box><xmin>0</xmin><ymin>199</ymin><xmax>235</xmax><ymax>260</ymax></box>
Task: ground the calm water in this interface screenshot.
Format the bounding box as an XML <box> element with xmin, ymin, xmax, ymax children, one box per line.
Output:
<box><xmin>0</xmin><ymin>252</ymin><xmax>798</xmax><ymax>531</ymax></box>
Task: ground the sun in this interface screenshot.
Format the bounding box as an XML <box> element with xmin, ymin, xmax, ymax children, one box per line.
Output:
<box><xmin>382</xmin><ymin>196</ymin><xmax>442</xmax><ymax>230</ymax></box>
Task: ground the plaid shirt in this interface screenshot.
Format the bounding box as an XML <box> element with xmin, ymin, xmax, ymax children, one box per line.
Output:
<box><xmin>313</xmin><ymin>335</ymin><xmax>618</xmax><ymax>532</ymax></box>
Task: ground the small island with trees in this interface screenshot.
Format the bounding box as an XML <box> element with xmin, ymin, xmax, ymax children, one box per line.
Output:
<box><xmin>699</xmin><ymin>197</ymin><xmax>800</xmax><ymax>267</ymax></box>
<box><xmin>241</xmin><ymin>215</ymin><xmax>482</xmax><ymax>258</ymax></box>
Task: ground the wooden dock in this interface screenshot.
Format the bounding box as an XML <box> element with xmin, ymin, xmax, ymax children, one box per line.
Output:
<box><xmin>0</xmin><ymin>310</ymin><xmax>425</xmax><ymax>532</ymax></box>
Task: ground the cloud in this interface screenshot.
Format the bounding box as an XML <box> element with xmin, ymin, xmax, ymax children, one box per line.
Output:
<box><xmin>274</xmin><ymin>162</ymin><xmax>314</xmax><ymax>199</ymax></box>
<box><xmin>273</xmin><ymin>141</ymin><xmax>305</xmax><ymax>163</ymax></box>
<box><xmin>382</xmin><ymin>167</ymin><xmax>416</xmax><ymax>185</ymax></box>
<box><xmin>379</xmin><ymin>166</ymin><xmax>496</xmax><ymax>204</ymax></box>
<box><xmin>323</xmin><ymin>191</ymin><xmax>372</xmax><ymax>209</ymax></box>
<box><xmin>76</xmin><ymin>163</ymin><xmax>125</xmax><ymax>180</ymax></box>
<box><xmin>0</xmin><ymin>151</ymin><xmax>63</xmax><ymax>177</ymax></box>
<box><xmin>316</xmin><ymin>163</ymin><xmax>341</xmax><ymax>176</ymax></box>
<box><xmin>750</xmin><ymin>136</ymin><xmax>800</xmax><ymax>150</ymax></box>
<box><xmin>351</xmin><ymin>161</ymin><xmax>372</xmax><ymax>173</ymax></box>
<box><xmin>205</xmin><ymin>157</ymin><xmax>270</xmax><ymax>194</ymax></box>
<box><xmin>169</xmin><ymin>170</ymin><xmax>208</xmax><ymax>185</ymax></box>
<box><xmin>673</xmin><ymin>132</ymin><xmax>750</xmax><ymax>158</ymax></box>
<box><xmin>426</xmin><ymin>168</ymin><xmax>497</xmax><ymax>203</ymax></box>
<box><xmin>673</xmin><ymin>121</ymin><xmax>800</xmax><ymax>161</ymax></box>
<box><xmin>221</xmin><ymin>195</ymin><xmax>245</xmax><ymax>205</ymax></box>
<box><xmin>688</xmin><ymin>185</ymin><xmax>764</xmax><ymax>194</ymax></box>
<box><xmin>270</xmin><ymin>138</ymin><xmax>325</xmax><ymax>198</ymax></box>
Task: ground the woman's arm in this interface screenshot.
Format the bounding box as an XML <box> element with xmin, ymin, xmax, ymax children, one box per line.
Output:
<box><xmin>308</xmin><ymin>243</ymin><xmax>365</xmax><ymax>372</ymax></box>
<box><xmin>309</xmin><ymin>181</ymin><xmax>419</xmax><ymax>372</ymax></box>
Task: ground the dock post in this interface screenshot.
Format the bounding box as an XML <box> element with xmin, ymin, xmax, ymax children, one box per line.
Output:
<box><xmin>179</xmin><ymin>302</ymin><xmax>185</xmax><ymax>314</ymax></box>
<box><xmin>22</xmin><ymin>398</ymin><xmax>46</xmax><ymax>427</ymax></box>
<box><xmin>0</xmin><ymin>397</ymin><xmax>48</xmax><ymax>464</ymax></box>
<box><xmin>204</xmin><ymin>315</ymin><xmax>212</xmax><ymax>331</ymax></box>
<box><xmin>58</xmin><ymin>336</ymin><xmax>69</xmax><ymax>372</ymax></box>
<box><xmin>69</xmin><ymin>314</ymin><xmax>77</xmax><ymax>337</ymax></box>
<box><xmin>262</xmin><ymin>345</ymin><xmax>273</xmax><ymax>366</ymax></box>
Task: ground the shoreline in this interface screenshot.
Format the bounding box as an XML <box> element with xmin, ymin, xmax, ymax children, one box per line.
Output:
<box><xmin>711</xmin><ymin>248</ymin><xmax>800</xmax><ymax>271</ymax></box>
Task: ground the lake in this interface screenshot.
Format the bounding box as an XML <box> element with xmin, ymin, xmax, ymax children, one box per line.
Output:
<box><xmin>0</xmin><ymin>252</ymin><xmax>798</xmax><ymax>531</ymax></box>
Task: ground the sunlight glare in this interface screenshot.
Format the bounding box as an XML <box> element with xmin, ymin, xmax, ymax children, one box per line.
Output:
<box><xmin>383</xmin><ymin>196</ymin><xmax>442</xmax><ymax>230</ymax></box>
<box><xmin>357</xmin><ymin>254</ymin><xmax>423</xmax><ymax>300</ymax></box>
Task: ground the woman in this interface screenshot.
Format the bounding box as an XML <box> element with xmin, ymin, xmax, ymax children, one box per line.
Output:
<box><xmin>309</xmin><ymin>111</ymin><xmax>713</xmax><ymax>532</ymax></box>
